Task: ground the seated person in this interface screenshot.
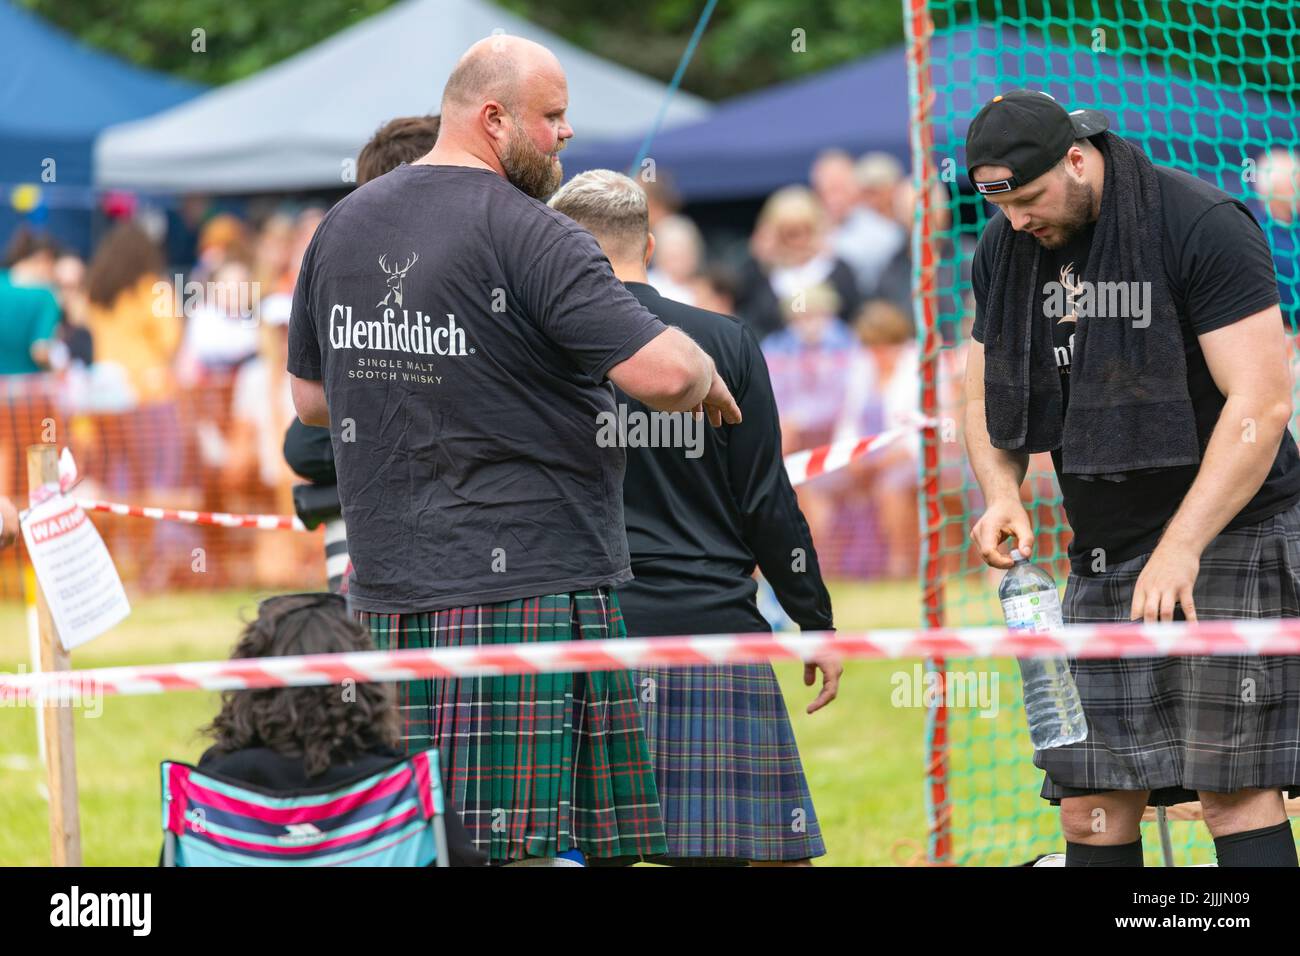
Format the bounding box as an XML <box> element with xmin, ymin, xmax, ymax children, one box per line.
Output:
<box><xmin>176</xmin><ymin>592</ymin><xmax>484</xmax><ymax>866</ymax></box>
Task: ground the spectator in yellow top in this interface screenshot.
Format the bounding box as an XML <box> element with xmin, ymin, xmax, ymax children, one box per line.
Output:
<box><xmin>84</xmin><ymin>222</ymin><xmax>194</xmax><ymax>588</ymax></box>
<box><xmin>85</xmin><ymin>222</ymin><xmax>182</xmax><ymax>406</ymax></box>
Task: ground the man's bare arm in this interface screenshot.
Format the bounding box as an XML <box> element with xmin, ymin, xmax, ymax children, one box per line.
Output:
<box><xmin>607</xmin><ymin>328</ymin><xmax>741</xmax><ymax>425</ymax></box>
<box><xmin>964</xmin><ymin>340</ymin><xmax>1034</xmax><ymax>567</ymax></box>
<box><xmin>1130</xmin><ymin>305</ymin><xmax>1292</xmax><ymax>622</ymax></box>
<box><xmin>1158</xmin><ymin>305</ymin><xmax>1292</xmax><ymax>554</ymax></box>
<box><xmin>290</xmin><ymin>374</ymin><xmax>329</xmax><ymax>427</ymax></box>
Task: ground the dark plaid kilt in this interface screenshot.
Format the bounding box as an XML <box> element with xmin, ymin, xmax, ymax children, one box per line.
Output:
<box><xmin>629</xmin><ymin>662</ymin><xmax>826</xmax><ymax>862</ymax></box>
<box><xmin>358</xmin><ymin>589</ymin><xmax>667</xmax><ymax>862</ymax></box>
<box><xmin>1039</xmin><ymin>497</ymin><xmax>1300</xmax><ymax>807</ymax></box>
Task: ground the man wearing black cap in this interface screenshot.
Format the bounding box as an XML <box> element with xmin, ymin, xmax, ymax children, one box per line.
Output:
<box><xmin>963</xmin><ymin>89</ymin><xmax>1300</xmax><ymax>866</ymax></box>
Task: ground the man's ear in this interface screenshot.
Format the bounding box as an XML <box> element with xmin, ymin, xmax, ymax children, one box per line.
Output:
<box><xmin>644</xmin><ymin>231</ymin><xmax>656</xmax><ymax>269</ymax></box>
<box><xmin>481</xmin><ymin>101</ymin><xmax>509</xmax><ymax>144</ymax></box>
<box><xmin>1064</xmin><ymin>143</ymin><xmax>1089</xmax><ymax>178</ymax></box>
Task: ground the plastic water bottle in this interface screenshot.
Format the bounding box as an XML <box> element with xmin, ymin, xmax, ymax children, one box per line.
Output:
<box><xmin>998</xmin><ymin>548</ymin><xmax>1087</xmax><ymax>749</ymax></box>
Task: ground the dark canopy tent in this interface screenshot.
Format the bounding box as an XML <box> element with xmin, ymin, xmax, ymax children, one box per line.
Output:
<box><xmin>0</xmin><ymin>1</ymin><xmax>201</xmax><ymax>256</ymax></box>
<box><xmin>562</xmin><ymin>23</ymin><xmax>1296</xmax><ymax>203</ymax></box>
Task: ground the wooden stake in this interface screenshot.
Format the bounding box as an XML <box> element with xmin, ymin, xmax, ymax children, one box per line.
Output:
<box><xmin>27</xmin><ymin>444</ymin><xmax>82</xmax><ymax>866</ymax></box>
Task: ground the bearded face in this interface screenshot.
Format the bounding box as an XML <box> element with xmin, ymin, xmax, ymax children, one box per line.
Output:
<box><xmin>501</xmin><ymin>117</ymin><xmax>564</xmax><ymax>201</ymax></box>
<box><xmin>1035</xmin><ymin>173</ymin><xmax>1097</xmax><ymax>249</ymax></box>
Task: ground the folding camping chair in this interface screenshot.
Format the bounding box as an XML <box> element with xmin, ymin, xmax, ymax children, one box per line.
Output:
<box><xmin>161</xmin><ymin>748</ymin><xmax>450</xmax><ymax>867</ymax></box>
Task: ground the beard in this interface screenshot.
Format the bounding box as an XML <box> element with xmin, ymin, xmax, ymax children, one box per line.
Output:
<box><xmin>1037</xmin><ymin>175</ymin><xmax>1096</xmax><ymax>249</ymax></box>
<box><xmin>501</xmin><ymin>126</ymin><xmax>564</xmax><ymax>201</ymax></box>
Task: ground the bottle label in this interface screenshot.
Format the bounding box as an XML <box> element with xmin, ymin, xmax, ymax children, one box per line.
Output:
<box><xmin>1001</xmin><ymin>589</ymin><xmax>1063</xmax><ymax>632</ymax></box>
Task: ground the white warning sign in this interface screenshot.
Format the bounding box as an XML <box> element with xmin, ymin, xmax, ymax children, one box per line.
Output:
<box><xmin>22</xmin><ymin>495</ymin><xmax>130</xmax><ymax>650</ymax></box>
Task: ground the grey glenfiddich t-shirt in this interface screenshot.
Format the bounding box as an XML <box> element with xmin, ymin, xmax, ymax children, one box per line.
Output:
<box><xmin>288</xmin><ymin>164</ymin><xmax>668</xmax><ymax>612</ymax></box>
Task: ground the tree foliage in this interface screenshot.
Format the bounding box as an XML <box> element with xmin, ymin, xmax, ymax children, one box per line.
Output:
<box><xmin>20</xmin><ymin>0</ymin><xmax>1296</xmax><ymax>102</ymax></box>
<box><xmin>17</xmin><ymin>0</ymin><xmax>400</xmax><ymax>87</ymax></box>
<box><xmin>17</xmin><ymin>0</ymin><xmax>902</xmax><ymax>99</ymax></box>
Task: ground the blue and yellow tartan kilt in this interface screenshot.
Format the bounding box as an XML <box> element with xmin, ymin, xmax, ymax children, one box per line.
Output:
<box><xmin>357</xmin><ymin>588</ymin><xmax>667</xmax><ymax>862</ymax></box>
<box><xmin>629</xmin><ymin>661</ymin><xmax>826</xmax><ymax>862</ymax></box>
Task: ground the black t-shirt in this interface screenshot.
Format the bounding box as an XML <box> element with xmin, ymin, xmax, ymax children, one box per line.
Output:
<box><xmin>972</xmin><ymin>165</ymin><xmax>1300</xmax><ymax>575</ymax></box>
<box><xmin>614</xmin><ymin>282</ymin><xmax>834</xmax><ymax>637</ymax></box>
<box><xmin>288</xmin><ymin>164</ymin><xmax>668</xmax><ymax>611</ymax></box>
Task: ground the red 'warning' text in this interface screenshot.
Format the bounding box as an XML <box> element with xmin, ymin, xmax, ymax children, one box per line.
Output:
<box><xmin>28</xmin><ymin>505</ymin><xmax>87</xmax><ymax>543</ymax></box>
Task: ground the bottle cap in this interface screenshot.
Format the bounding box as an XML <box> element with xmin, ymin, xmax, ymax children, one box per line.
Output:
<box><xmin>1009</xmin><ymin>548</ymin><xmax>1024</xmax><ymax>561</ymax></box>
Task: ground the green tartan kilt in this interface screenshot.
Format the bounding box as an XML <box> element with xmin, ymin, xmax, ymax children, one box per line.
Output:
<box><xmin>358</xmin><ymin>588</ymin><xmax>667</xmax><ymax>862</ymax></box>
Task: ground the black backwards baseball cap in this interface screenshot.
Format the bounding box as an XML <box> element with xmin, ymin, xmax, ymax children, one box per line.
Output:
<box><xmin>965</xmin><ymin>89</ymin><xmax>1109</xmax><ymax>195</ymax></box>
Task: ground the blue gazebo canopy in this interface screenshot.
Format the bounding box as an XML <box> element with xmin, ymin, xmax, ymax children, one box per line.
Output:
<box><xmin>563</xmin><ymin>22</ymin><xmax>1298</xmax><ymax>202</ymax></box>
<box><xmin>0</xmin><ymin>1</ymin><xmax>201</xmax><ymax>252</ymax></box>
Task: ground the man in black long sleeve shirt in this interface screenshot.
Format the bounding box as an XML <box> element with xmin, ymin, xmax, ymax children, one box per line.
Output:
<box><xmin>551</xmin><ymin>170</ymin><xmax>839</xmax><ymax>866</ymax></box>
<box><xmin>617</xmin><ymin>286</ymin><xmax>836</xmax><ymax>639</ymax></box>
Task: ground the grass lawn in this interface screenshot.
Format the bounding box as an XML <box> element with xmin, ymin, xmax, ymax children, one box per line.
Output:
<box><xmin>0</xmin><ymin>578</ymin><xmax>954</xmax><ymax>867</ymax></box>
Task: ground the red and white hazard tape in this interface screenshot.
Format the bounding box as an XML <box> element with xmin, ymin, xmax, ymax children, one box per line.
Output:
<box><xmin>69</xmin><ymin>420</ymin><xmax>938</xmax><ymax>532</ymax></box>
<box><xmin>76</xmin><ymin>499</ymin><xmax>305</xmax><ymax>532</ymax></box>
<box><xmin>6</xmin><ymin>618</ymin><xmax>1300</xmax><ymax>701</ymax></box>
<box><xmin>783</xmin><ymin>419</ymin><xmax>935</xmax><ymax>486</ymax></box>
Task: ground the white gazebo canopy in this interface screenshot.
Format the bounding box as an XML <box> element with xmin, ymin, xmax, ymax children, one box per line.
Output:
<box><xmin>95</xmin><ymin>0</ymin><xmax>709</xmax><ymax>192</ymax></box>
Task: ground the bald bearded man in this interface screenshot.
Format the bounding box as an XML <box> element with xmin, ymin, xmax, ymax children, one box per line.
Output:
<box><xmin>288</xmin><ymin>36</ymin><xmax>740</xmax><ymax>865</ymax></box>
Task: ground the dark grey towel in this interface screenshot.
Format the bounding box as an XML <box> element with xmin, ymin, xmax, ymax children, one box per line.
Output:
<box><xmin>982</xmin><ymin>132</ymin><xmax>1200</xmax><ymax>479</ymax></box>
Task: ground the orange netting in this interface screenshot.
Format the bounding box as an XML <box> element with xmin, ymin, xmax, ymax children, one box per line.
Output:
<box><xmin>0</xmin><ymin>370</ymin><xmax>324</xmax><ymax>600</ymax></box>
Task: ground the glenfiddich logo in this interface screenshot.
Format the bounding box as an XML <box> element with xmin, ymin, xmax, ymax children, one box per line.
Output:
<box><xmin>329</xmin><ymin>305</ymin><xmax>468</xmax><ymax>356</ymax></box>
<box><xmin>325</xmin><ymin>249</ymin><xmax>471</xmax><ymax>358</ymax></box>
<box><xmin>377</xmin><ymin>252</ymin><xmax>419</xmax><ymax>309</ymax></box>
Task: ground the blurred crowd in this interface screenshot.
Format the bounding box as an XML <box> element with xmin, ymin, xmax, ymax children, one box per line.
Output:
<box><xmin>0</xmin><ymin>206</ymin><xmax>326</xmax><ymax>590</ymax></box>
<box><xmin>1</xmin><ymin>143</ymin><xmax>1296</xmax><ymax>589</ymax></box>
<box><xmin>641</xmin><ymin>149</ymin><xmax>958</xmax><ymax>577</ymax></box>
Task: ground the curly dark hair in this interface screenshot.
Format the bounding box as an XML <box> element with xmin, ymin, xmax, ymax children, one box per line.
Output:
<box><xmin>202</xmin><ymin>594</ymin><xmax>400</xmax><ymax>777</ymax></box>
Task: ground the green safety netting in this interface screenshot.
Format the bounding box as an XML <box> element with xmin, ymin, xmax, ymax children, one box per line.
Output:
<box><xmin>910</xmin><ymin>1</ymin><xmax>1300</xmax><ymax>865</ymax></box>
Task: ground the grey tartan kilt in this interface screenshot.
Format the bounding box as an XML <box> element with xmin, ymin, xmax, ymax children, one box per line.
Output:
<box><xmin>1038</xmin><ymin>496</ymin><xmax>1300</xmax><ymax>806</ymax></box>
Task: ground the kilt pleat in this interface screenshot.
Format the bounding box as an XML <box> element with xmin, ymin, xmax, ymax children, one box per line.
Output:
<box><xmin>358</xmin><ymin>589</ymin><xmax>667</xmax><ymax>861</ymax></box>
<box><xmin>630</xmin><ymin>662</ymin><xmax>825</xmax><ymax>862</ymax></box>
<box><xmin>1038</xmin><ymin>497</ymin><xmax>1300</xmax><ymax>805</ymax></box>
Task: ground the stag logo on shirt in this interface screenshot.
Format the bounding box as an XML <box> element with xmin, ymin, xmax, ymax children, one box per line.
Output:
<box><xmin>1042</xmin><ymin>261</ymin><xmax>1151</xmax><ymax>328</ymax></box>
<box><xmin>377</xmin><ymin>252</ymin><xmax>420</xmax><ymax>309</ymax></box>
<box><xmin>325</xmin><ymin>250</ymin><xmax>473</xmax><ymax>379</ymax></box>
<box><xmin>1056</xmin><ymin>262</ymin><xmax>1082</xmax><ymax>326</ymax></box>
